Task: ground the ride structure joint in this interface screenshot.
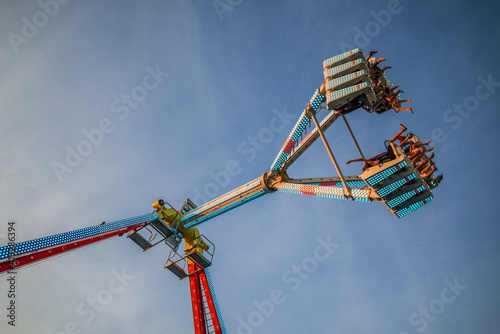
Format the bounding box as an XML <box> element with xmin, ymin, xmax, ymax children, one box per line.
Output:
<box><xmin>261</xmin><ymin>170</ymin><xmax>289</xmax><ymax>193</ymax></box>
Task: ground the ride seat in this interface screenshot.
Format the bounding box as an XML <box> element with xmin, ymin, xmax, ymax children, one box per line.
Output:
<box><xmin>360</xmin><ymin>142</ymin><xmax>434</xmax><ymax>218</ymax></box>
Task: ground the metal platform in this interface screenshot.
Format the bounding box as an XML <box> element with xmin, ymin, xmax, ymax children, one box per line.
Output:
<box><xmin>165</xmin><ymin>261</ymin><xmax>188</xmax><ymax>279</ymax></box>
<box><xmin>128</xmin><ymin>231</ymin><xmax>153</xmax><ymax>251</ymax></box>
<box><xmin>127</xmin><ymin>203</ymin><xmax>184</xmax><ymax>252</ymax></box>
<box><xmin>164</xmin><ymin>234</ymin><xmax>215</xmax><ymax>279</ymax></box>
<box><xmin>187</xmin><ymin>250</ymin><xmax>211</xmax><ymax>268</ymax></box>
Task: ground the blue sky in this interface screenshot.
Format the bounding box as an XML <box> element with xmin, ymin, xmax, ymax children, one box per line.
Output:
<box><xmin>0</xmin><ymin>0</ymin><xmax>499</xmax><ymax>333</ymax></box>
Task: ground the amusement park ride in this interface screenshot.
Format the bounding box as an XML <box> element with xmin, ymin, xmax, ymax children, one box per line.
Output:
<box><xmin>0</xmin><ymin>48</ymin><xmax>442</xmax><ymax>333</ymax></box>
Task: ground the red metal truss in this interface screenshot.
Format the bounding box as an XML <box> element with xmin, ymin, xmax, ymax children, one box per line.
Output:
<box><xmin>199</xmin><ymin>269</ymin><xmax>223</xmax><ymax>333</ymax></box>
<box><xmin>188</xmin><ymin>263</ymin><xmax>223</xmax><ymax>334</ymax></box>
<box><xmin>189</xmin><ymin>263</ymin><xmax>207</xmax><ymax>334</ymax></box>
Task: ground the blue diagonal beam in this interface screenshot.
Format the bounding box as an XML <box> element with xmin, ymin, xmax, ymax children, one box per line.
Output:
<box><xmin>270</xmin><ymin>89</ymin><xmax>325</xmax><ymax>171</ymax></box>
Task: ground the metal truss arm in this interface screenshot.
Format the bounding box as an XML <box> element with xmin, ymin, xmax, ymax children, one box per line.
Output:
<box><xmin>270</xmin><ymin>108</ymin><xmax>311</xmax><ymax>171</ymax></box>
<box><xmin>287</xmin><ymin>176</ymin><xmax>366</xmax><ymax>187</ymax></box>
<box><xmin>270</xmin><ymin>89</ymin><xmax>326</xmax><ymax>171</ymax></box>
<box><xmin>280</xmin><ymin>108</ymin><xmax>342</xmax><ymax>171</ymax></box>
<box><xmin>181</xmin><ymin>176</ymin><xmax>271</xmax><ymax>228</ymax></box>
<box><xmin>274</xmin><ymin>180</ymin><xmax>380</xmax><ymax>202</ymax></box>
<box><xmin>0</xmin><ymin>213</ymin><xmax>156</xmax><ymax>274</ymax></box>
